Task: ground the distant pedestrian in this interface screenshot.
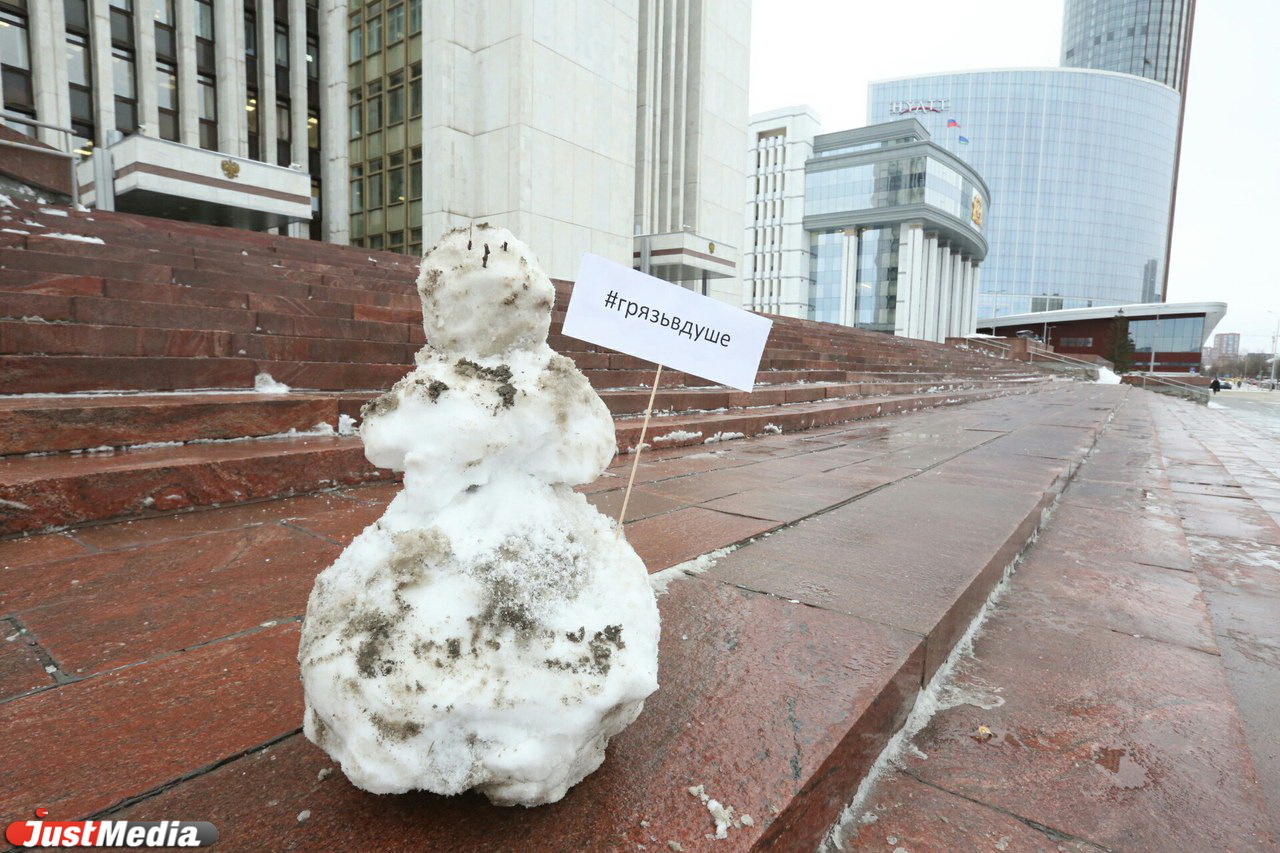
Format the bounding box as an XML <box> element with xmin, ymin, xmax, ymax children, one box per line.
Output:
<box><xmin>1211</xmin><ymin>378</ymin><xmax>1221</xmax><ymax>394</ymax></box>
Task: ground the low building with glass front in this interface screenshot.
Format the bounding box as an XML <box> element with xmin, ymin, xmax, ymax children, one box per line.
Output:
<box><xmin>979</xmin><ymin>301</ymin><xmax>1226</xmax><ymax>373</ymax></box>
<box><xmin>803</xmin><ymin>119</ymin><xmax>988</xmax><ymax>341</ymax></box>
<box><xmin>868</xmin><ymin>69</ymin><xmax>1180</xmax><ymax>321</ymax></box>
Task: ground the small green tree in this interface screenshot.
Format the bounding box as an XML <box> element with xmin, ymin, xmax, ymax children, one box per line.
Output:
<box><xmin>1103</xmin><ymin>315</ymin><xmax>1137</xmax><ymax>373</ymax></box>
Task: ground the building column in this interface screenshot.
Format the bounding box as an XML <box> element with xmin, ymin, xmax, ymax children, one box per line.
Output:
<box><xmin>935</xmin><ymin>243</ymin><xmax>953</xmax><ymax>342</ymax></box>
<box><xmin>919</xmin><ymin>234</ymin><xmax>938</xmax><ymax>342</ymax></box>
<box><xmin>947</xmin><ymin>253</ymin><xmax>964</xmax><ymax>338</ymax></box>
<box><xmin>956</xmin><ymin>261</ymin><xmax>972</xmax><ymax>337</ymax></box>
<box><xmin>257</xmin><ymin>0</ymin><xmax>276</xmax><ymax>161</ymax></box>
<box><xmin>318</xmin><ymin>0</ymin><xmax>348</xmax><ymax>243</ymax></box>
<box><xmin>214</xmin><ymin>0</ymin><xmax>246</xmax><ymax>155</ymax></box>
<box><xmin>936</xmin><ymin>240</ymin><xmax>957</xmax><ymax>340</ymax></box>
<box><xmin>88</xmin><ymin>0</ymin><xmax>114</xmax><ymax>148</ymax></box>
<box><xmin>175</xmin><ymin>0</ymin><xmax>199</xmax><ymax>146</ymax></box>
<box><xmin>135</xmin><ymin>4</ymin><xmax>157</xmax><ymax>137</ymax></box>
<box><xmin>28</xmin><ymin>0</ymin><xmax>71</xmax><ymax>148</ymax></box>
<box><xmin>289</xmin><ymin>0</ymin><xmax>308</xmax><ymax>167</ymax></box>
<box><xmin>840</xmin><ymin>229</ymin><xmax>858</xmax><ymax>327</ymax></box>
<box><xmin>894</xmin><ymin>223</ymin><xmax>922</xmax><ymax>337</ymax></box>
<box><xmin>919</xmin><ymin>234</ymin><xmax>937</xmax><ymax>339</ymax></box>
<box><xmin>968</xmin><ymin>265</ymin><xmax>981</xmax><ymax>333</ymax></box>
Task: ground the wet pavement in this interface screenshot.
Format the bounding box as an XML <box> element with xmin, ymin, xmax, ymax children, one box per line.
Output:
<box><xmin>1207</xmin><ymin>388</ymin><xmax>1280</xmax><ymax>442</ymax></box>
<box><xmin>832</xmin><ymin>390</ymin><xmax>1280</xmax><ymax>851</ymax></box>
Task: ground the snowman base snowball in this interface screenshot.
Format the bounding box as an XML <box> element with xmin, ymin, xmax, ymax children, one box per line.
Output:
<box><xmin>298</xmin><ymin>225</ymin><xmax>660</xmax><ymax>807</ymax></box>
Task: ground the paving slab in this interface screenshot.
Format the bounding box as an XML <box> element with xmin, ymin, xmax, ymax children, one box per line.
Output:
<box><xmin>3</xmin><ymin>524</ymin><xmax>337</xmax><ymax>674</ymax></box>
<box><xmin>0</xmin><ymin>620</ymin><xmax>53</xmax><ymax>699</ymax></box>
<box><xmin>110</xmin><ymin>578</ymin><xmax>923</xmax><ymax>852</ymax></box>
<box><xmin>830</xmin><ymin>391</ymin><xmax>1279</xmax><ymax>852</ymax></box>
<box><xmin>709</xmin><ymin>476</ymin><xmax>1057</xmax><ymax>680</ymax></box>
<box><xmin>837</xmin><ymin>772</ymin><xmax>1097</xmax><ymax>852</ymax></box>
<box><xmin>0</xmin><ymin>625</ymin><xmax>302</xmax><ymax>820</ymax></box>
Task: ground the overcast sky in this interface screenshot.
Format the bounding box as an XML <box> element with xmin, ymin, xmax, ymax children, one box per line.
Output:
<box><xmin>749</xmin><ymin>0</ymin><xmax>1280</xmax><ymax>354</ymax></box>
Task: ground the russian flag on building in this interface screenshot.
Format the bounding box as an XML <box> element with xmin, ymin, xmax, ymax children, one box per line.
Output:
<box><xmin>947</xmin><ymin>119</ymin><xmax>959</xmax><ymax>128</ymax></box>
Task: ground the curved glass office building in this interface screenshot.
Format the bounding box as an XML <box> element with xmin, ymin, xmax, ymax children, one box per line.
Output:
<box><xmin>868</xmin><ymin>69</ymin><xmax>1180</xmax><ymax>320</ymax></box>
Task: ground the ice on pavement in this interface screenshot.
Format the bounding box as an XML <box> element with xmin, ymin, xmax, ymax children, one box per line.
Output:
<box><xmin>299</xmin><ymin>224</ymin><xmax>660</xmax><ymax>807</ymax></box>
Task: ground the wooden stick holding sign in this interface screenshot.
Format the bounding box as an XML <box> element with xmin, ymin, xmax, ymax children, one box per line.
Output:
<box><xmin>615</xmin><ymin>364</ymin><xmax>662</xmax><ymax>532</ymax></box>
<box><xmin>560</xmin><ymin>254</ymin><xmax>773</xmax><ymax>538</ymax></box>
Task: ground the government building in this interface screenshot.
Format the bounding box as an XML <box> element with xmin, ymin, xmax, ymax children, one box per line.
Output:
<box><xmin>0</xmin><ymin>0</ymin><xmax>750</xmax><ymax>291</ymax></box>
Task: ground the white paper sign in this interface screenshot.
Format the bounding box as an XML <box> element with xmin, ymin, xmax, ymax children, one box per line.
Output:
<box><xmin>561</xmin><ymin>254</ymin><xmax>773</xmax><ymax>392</ymax></box>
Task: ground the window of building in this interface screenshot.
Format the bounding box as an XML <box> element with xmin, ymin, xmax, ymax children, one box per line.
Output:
<box><xmin>348</xmin><ymin>21</ymin><xmax>362</xmax><ymax>62</ymax></box>
<box><xmin>195</xmin><ymin>0</ymin><xmax>215</xmax><ymax>71</ymax></box>
<box><xmin>408</xmin><ymin>0</ymin><xmax>420</xmax><ymax>32</ymax></box>
<box><xmin>198</xmin><ymin>73</ymin><xmax>217</xmax><ymax>150</ymax></box>
<box><xmin>196</xmin><ymin>0</ymin><xmax>214</xmax><ymax>38</ymax></box>
<box><xmin>350</xmin><ymin>178</ymin><xmax>363</xmax><ymax>213</ymax></box>
<box><xmin>366</xmin><ymin>8</ymin><xmax>382</xmax><ymax>54</ymax></box>
<box><xmin>276</xmin><ymin>102</ymin><xmax>291</xmax><ymax>164</ymax></box>
<box><xmin>367</xmin><ymin>92</ymin><xmax>382</xmax><ymax>130</ymax></box>
<box><xmin>0</xmin><ymin>4</ymin><xmax>34</xmax><ymax>124</ymax></box>
<box><xmin>1060</xmin><ymin>337</ymin><xmax>1093</xmax><ymax>348</ymax></box>
<box><xmin>64</xmin><ymin>0</ymin><xmax>90</xmax><ymax>31</ymax></box>
<box><xmin>367</xmin><ymin>162</ymin><xmax>383</xmax><ymax>208</ymax></box>
<box><xmin>409</xmin><ymin>226</ymin><xmax>422</xmax><ymax>256</ymax></box>
<box><xmin>246</xmin><ymin>92</ymin><xmax>259</xmax><ymax>158</ymax></box>
<box><xmin>65</xmin><ymin>33</ymin><xmax>95</xmax><ymax>151</ymax></box>
<box><xmin>154</xmin><ymin>0</ymin><xmax>176</xmax><ymax>59</ymax></box>
<box><xmin>156</xmin><ymin>61</ymin><xmax>178</xmax><ymax>140</ymax></box>
<box><xmin>306</xmin><ymin>35</ymin><xmax>318</xmax><ymax>79</ymax></box>
<box><xmin>112</xmin><ymin>48</ymin><xmax>138</xmax><ymax>133</ymax></box>
<box><xmin>387</xmin><ymin>3</ymin><xmax>403</xmax><ymax>43</ymax></box>
<box><xmin>388</xmin><ymin>150</ymin><xmax>404</xmax><ymax>202</ymax></box>
<box><xmin>244</xmin><ymin>8</ymin><xmax>257</xmax><ymax>55</ymax></box>
<box><xmin>275</xmin><ymin>27</ymin><xmax>288</xmax><ymax>65</ymax></box>
<box><xmin>307</xmin><ymin>111</ymin><xmax>318</xmax><ymax>148</ymax></box>
<box><xmin>409</xmin><ymin>145</ymin><xmax>421</xmax><ymax>198</ymax></box>
<box><xmin>348</xmin><ymin>88</ymin><xmax>362</xmax><ymax>137</ymax></box>
<box><xmin>409</xmin><ymin>61</ymin><xmax>421</xmax><ymax>117</ymax></box>
<box><xmin>386</xmin><ymin>79</ymin><xmax>403</xmax><ymax>125</ymax></box>
<box><xmin>368</xmin><ymin>234</ymin><xmax>383</xmax><ymax>250</ymax></box>
<box><xmin>109</xmin><ymin>0</ymin><xmax>134</xmax><ymax>46</ymax></box>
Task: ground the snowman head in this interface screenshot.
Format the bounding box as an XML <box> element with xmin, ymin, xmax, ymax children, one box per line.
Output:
<box><xmin>417</xmin><ymin>224</ymin><xmax>555</xmax><ymax>358</ymax></box>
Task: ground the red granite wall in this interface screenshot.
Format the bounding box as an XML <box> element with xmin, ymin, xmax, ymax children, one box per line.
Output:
<box><xmin>0</xmin><ymin>125</ymin><xmax>74</xmax><ymax>197</ymax></box>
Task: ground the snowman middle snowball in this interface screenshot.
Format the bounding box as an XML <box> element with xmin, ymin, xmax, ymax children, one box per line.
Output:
<box><xmin>298</xmin><ymin>225</ymin><xmax>660</xmax><ymax>807</ymax></box>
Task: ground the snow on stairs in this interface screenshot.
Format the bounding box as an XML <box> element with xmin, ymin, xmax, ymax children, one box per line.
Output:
<box><xmin>0</xmin><ymin>200</ymin><xmax>1058</xmax><ymax>534</ymax></box>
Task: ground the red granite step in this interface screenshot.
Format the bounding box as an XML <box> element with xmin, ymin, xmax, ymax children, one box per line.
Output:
<box><xmin>613</xmin><ymin>385</ymin><xmax>1041</xmax><ymax>452</ymax></box>
<box><xmin>0</xmin><ymin>355</ymin><xmax>257</xmax><ymax>393</ymax></box>
<box><xmin>0</xmin><ymin>246</ymin><xmax>171</xmax><ymax>283</ymax></box>
<box><xmin>0</xmin><ymin>434</ymin><xmax>389</xmax><ymax>535</ymax></box>
<box><xmin>0</xmin><ymin>393</ymin><xmax>342</xmax><ymax>455</ymax></box>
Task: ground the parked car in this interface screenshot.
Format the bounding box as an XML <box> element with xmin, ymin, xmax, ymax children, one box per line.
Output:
<box><xmin>1015</xmin><ymin>330</ymin><xmax>1042</xmax><ymax>342</ymax></box>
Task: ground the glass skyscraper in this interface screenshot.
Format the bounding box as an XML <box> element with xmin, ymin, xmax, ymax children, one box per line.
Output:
<box><xmin>868</xmin><ymin>69</ymin><xmax>1180</xmax><ymax>320</ymax></box>
<box><xmin>1061</xmin><ymin>0</ymin><xmax>1196</xmax><ymax>300</ymax></box>
<box><xmin>1061</xmin><ymin>0</ymin><xmax>1195</xmax><ymax>93</ymax></box>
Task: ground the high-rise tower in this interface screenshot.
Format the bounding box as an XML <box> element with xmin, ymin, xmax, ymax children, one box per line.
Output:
<box><xmin>1060</xmin><ymin>0</ymin><xmax>1197</xmax><ymax>300</ymax></box>
<box><xmin>1061</xmin><ymin>0</ymin><xmax>1196</xmax><ymax>92</ymax></box>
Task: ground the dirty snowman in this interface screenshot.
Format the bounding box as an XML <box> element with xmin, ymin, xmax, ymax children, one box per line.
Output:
<box><xmin>298</xmin><ymin>224</ymin><xmax>660</xmax><ymax>806</ymax></box>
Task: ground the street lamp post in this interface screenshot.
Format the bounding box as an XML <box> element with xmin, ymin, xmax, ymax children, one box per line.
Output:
<box><xmin>1149</xmin><ymin>309</ymin><xmax>1161</xmax><ymax>377</ymax></box>
<box><xmin>1269</xmin><ymin>311</ymin><xmax>1279</xmax><ymax>390</ymax></box>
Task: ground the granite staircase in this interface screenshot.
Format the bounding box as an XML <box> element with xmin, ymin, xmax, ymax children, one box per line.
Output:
<box><xmin>0</xmin><ymin>199</ymin><xmax>1055</xmax><ymax>535</ymax></box>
